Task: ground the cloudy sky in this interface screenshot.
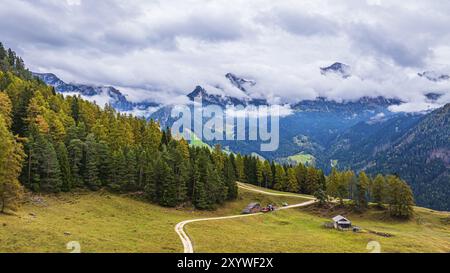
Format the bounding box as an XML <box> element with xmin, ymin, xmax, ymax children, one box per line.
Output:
<box><xmin>1</xmin><ymin>0</ymin><xmax>450</xmax><ymax>110</ymax></box>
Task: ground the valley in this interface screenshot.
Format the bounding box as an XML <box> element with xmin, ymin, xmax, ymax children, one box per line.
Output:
<box><xmin>1</xmin><ymin>184</ymin><xmax>449</xmax><ymax>253</ymax></box>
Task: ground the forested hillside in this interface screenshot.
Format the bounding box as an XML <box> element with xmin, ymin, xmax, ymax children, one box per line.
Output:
<box><xmin>0</xmin><ymin>43</ymin><xmax>237</xmax><ymax>211</ymax></box>
<box><xmin>369</xmin><ymin>104</ymin><xmax>450</xmax><ymax>211</ymax></box>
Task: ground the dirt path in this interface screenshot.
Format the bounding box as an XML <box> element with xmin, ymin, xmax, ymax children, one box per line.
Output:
<box><xmin>174</xmin><ymin>183</ymin><xmax>316</xmax><ymax>253</ymax></box>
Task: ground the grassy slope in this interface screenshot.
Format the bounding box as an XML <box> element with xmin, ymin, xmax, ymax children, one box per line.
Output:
<box><xmin>187</xmin><ymin>204</ymin><xmax>450</xmax><ymax>253</ymax></box>
<box><xmin>1</xmin><ymin>185</ymin><xmax>449</xmax><ymax>253</ymax></box>
<box><xmin>0</xmin><ymin>188</ymin><xmax>306</xmax><ymax>253</ymax></box>
<box><xmin>287</xmin><ymin>153</ymin><xmax>315</xmax><ymax>165</ymax></box>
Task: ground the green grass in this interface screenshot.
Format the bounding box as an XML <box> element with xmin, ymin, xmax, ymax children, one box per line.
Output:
<box><xmin>187</xmin><ymin>205</ymin><xmax>450</xmax><ymax>253</ymax></box>
<box><xmin>287</xmin><ymin>153</ymin><xmax>316</xmax><ymax>165</ymax></box>
<box><xmin>1</xmin><ymin>186</ymin><xmax>449</xmax><ymax>253</ymax></box>
<box><xmin>0</xmin><ymin>187</ymin><xmax>305</xmax><ymax>253</ymax></box>
<box><xmin>189</xmin><ymin>132</ymin><xmax>213</xmax><ymax>150</ymax></box>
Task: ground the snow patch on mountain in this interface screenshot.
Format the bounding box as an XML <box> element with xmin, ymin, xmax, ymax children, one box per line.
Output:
<box><xmin>320</xmin><ymin>62</ymin><xmax>352</xmax><ymax>79</ymax></box>
<box><xmin>225</xmin><ymin>73</ymin><xmax>256</xmax><ymax>92</ymax></box>
<box><xmin>33</xmin><ymin>72</ymin><xmax>159</xmax><ymax>117</ymax></box>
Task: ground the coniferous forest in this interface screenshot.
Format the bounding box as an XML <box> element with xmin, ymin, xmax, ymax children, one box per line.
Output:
<box><xmin>0</xmin><ymin>44</ymin><xmax>415</xmax><ymax>218</ymax></box>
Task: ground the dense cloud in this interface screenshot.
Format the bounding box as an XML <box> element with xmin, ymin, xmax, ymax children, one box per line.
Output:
<box><xmin>1</xmin><ymin>0</ymin><xmax>449</xmax><ymax>111</ymax></box>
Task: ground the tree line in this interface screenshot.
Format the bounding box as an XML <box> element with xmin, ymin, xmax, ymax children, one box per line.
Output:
<box><xmin>235</xmin><ymin>153</ymin><xmax>414</xmax><ymax>218</ymax></box>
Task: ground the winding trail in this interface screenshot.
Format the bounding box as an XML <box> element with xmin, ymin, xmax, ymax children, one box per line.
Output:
<box><xmin>175</xmin><ymin>183</ymin><xmax>317</xmax><ymax>253</ymax></box>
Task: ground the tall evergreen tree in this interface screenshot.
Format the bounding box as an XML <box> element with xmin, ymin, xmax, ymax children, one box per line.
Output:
<box><xmin>39</xmin><ymin>138</ymin><xmax>62</xmax><ymax>192</ymax></box>
<box><xmin>355</xmin><ymin>171</ymin><xmax>370</xmax><ymax>210</ymax></box>
<box><xmin>96</xmin><ymin>141</ymin><xmax>112</xmax><ymax>187</ymax></box>
<box><xmin>55</xmin><ymin>142</ymin><xmax>72</xmax><ymax>192</ymax></box>
<box><xmin>273</xmin><ymin>165</ymin><xmax>286</xmax><ymax>191</ymax></box>
<box><xmin>84</xmin><ymin>134</ymin><xmax>100</xmax><ymax>190</ymax></box>
<box><xmin>371</xmin><ymin>174</ymin><xmax>386</xmax><ymax>208</ymax></box>
<box><xmin>262</xmin><ymin>160</ymin><xmax>272</xmax><ymax>188</ymax></box>
<box><xmin>68</xmin><ymin>138</ymin><xmax>84</xmax><ymax>188</ymax></box>
<box><xmin>235</xmin><ymin>154</ymin><xmax>245</xmax><ymax>182</ymax></box>
<box><xmin>223</xmin><ymin>156</ymin><xmax>237</xmax><ymax>200</ymax></box>
<box><xmin>286</xmin><ymin>168</ymin><xmax>299</xmax><ymax>193</ymax></box>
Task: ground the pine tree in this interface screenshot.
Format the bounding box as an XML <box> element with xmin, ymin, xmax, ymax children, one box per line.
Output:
<box><xmin>193</xmin><ymin>151</ymin><xmax>212</xmax><ymax>209</ymax></box>
<box><xmin>356</xmin><ymin>171</ymin><xmax>370</xmax><ymax>210</ymax></box>
<box><xmin>295</xmin><ymin>163</ymin><xmax>307</xmax><ymax>193</ymax></box>
<box><xmin>327</xmin><ymin>168</ymin><xmax>347</xmax><ymax>205</ymax></box>
<box><xmin>223</xmin><ymin>156</ymin><xmax>237</xmax><ymax>200</ymax></box>
<box><xmin>286</xmin><ymin>168</ymin><xmax>299</xmax><ymax>192</ymax></box>
<box><xmin>70</xmin><ymin>96</ymin><xmax>80</xmax><ymax>124</ymax></box>
<box><xmin>235</xmin><ymin>154</ymin><xmax>245</xmax><ymax>182</ymax></box>
<box><xmin>55</xmin><ymin>142</ymin><xmax>72</xmax><ymax>192</ymax></box>
<box><xmin>315</xmin><ymin>188</ymin><xmax>328</xmax><ymax>206</ymax></box>
<box><xmin>262</xmin><ymin>160</ymin><xmax>272</xmax><ymax>188</ymax></box>
<box><xmin>96</xmin><ymin>141</ymin><xmax>112</xmax><ymax>187</ymax></box>
<box><xmin>124</xmin><ymin>148</ymin><xmax>138</xmax><ymax>191</ymax></box>
<box><xmin>168</xmin><ymin>142</ymin><xmax>189</xmax><ymax>205</ymax></box>
<box><xmin>39</xmin><ymin>138</ymin><xmax>62</xmax><ymax>192</ymax></box>
<box><xmin>143</xmin><ymin>154</ymin><xmax>156</xmax><ymax>200</ymax></box>
<box><xmin>84</xmin><ymin>134</ymin><xmax>100</xmax><ymax>190</ymax></box>
<box><xmin>305</xmin><ymin>166</ymin><xmax>320</xmax><ymax>195</ymax></box>
<box><xmin>0</xmin><ymin>42</ymin><xmax>6</xmax><ymax>61</ymax></box>
<box><xmin>110</xmin><ymin>149</ymin><xmax>127</xmax><ymax>191</ymax></box>
<box><xmin>212</xmin><ymin>144</ymin><xmax>225</xmax><ymax>173</ymax></box>
<box><xmin>157</xmin><ymin>158</ymin><xmax>177</xmax><ymax>207</ymax></box>
<box><xmin>68</xmin><ymin>139</ymin><xmax>84</xmax><ymax>188</ymax></box>
<box><xmin>255</xmin><ymin>160</ymin><xmax>263</xmax><ymax>187</ymax></box>
<box><xmin>273</xmin><ymin>165</ymin><xmax>286</xmax><ymax>191</ymax></box>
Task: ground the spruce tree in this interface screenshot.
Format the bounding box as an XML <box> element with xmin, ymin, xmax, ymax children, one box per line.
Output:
<box><xmin>55</xmin><ymin>142</ymin><xmax>72</xmax><ymax>192</ymax></box>
<box><xmin>255</xmin><ymin>160</ymin><xmax>263</xmax><ymax>187</ymax></box>
<box><xmin>286</xmin><ymin>168</ymin><xmax>299</xmax><ymax>193</ymax></box>
<box><xmin>356</xmin><ymin>171</ymin><xmax>370</xmax><ymax>210</ymax></box>
<box><xmin>295</xmin><ymin>163</ymin><xmax>307</xmax><ymax>193</ymax></box>
<box><xmin>273</xmin><ymin>165</ymin><xmax>286</xmax><ymax>191</ymax></box>
<box><xmin>193</xmin><ymin>151</ymin><xmax>212</xmax><ymax>209</ymax></box>
<box><xmin>68</xmin><ymin>139</ymin><xmax>84</xmax><ymax>188</ymax></box>
<box><xmin>84</xmin><ymin>134</ymin><xmax>100</xmax><ymax>190</ymax></box>
<box><xmin>124</xmin><ymin>148</ymin><xmax>138</xmax><ymax>191</ymax></box>
<box><xmin>96</xmin><ymin>141</ymin><xmax>112</xmax><ymax>187</ymax></box>
<box><xmin>261</xmin><ymin>160</ymin><xmax>272</xmax><ymax>188</ymax></box>
<box><xmin>235</xmin><ymin>154</ymin><xmax>245</xmax><ymax>182</ymax></box>
<box><xmin>223</xmin><ymin>156</ymin><xmax>237</xmax><ymax>200</ymax></box>
<box><xmin>39</xmin><ymin>139</ymin><xmax>62</xmax><ymax>192</ymax></box>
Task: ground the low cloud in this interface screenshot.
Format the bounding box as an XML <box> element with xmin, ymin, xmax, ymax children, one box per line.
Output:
<box><xmin>1</xmin><ymin>0</ymin><xmax>449</xmax><ymax>111</ymax></box>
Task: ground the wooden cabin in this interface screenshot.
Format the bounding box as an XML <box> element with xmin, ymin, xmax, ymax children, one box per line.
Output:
<box><xmin>242</xmin><ymin>203</ymin><xmax>261</xmax><ymax>214</ymax></box>
<box><xmin>332</xmin><ymin>215</ymin><xmax>352</xmax><ymax>230</ymax></box>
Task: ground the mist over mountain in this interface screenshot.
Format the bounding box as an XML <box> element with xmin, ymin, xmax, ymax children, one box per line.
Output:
<box><xmin>33</xmin><ymin>72</ymin><xmax>159</xmax><ymax>115</ymax></box>
<box><xmin>320</xmin><ymin>62</ymin><xmax>352</xmax><ymax>79</ymax></box>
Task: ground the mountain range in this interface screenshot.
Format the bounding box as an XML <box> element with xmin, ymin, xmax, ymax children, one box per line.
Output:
<box><xmin>32</xmin><ymin>72</ymin><xmax>159</xmax><ymax>113</ymax></box>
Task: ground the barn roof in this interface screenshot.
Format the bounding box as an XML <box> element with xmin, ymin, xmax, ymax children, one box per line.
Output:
<box><xmin>332</xmin><ymin>215</ymin><xmax>350</xmax><ymax>222</ymax></box>
<box><xmin>246</xmin><ymin>202</ymin><xmax>260</xmax><ymax>208</ymax></box>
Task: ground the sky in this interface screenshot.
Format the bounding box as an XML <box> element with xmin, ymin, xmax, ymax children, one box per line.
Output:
<box><xmin>1</xmin><ymin>0</ymin><xmax>450</xmax><ymax>111</ymax></box>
